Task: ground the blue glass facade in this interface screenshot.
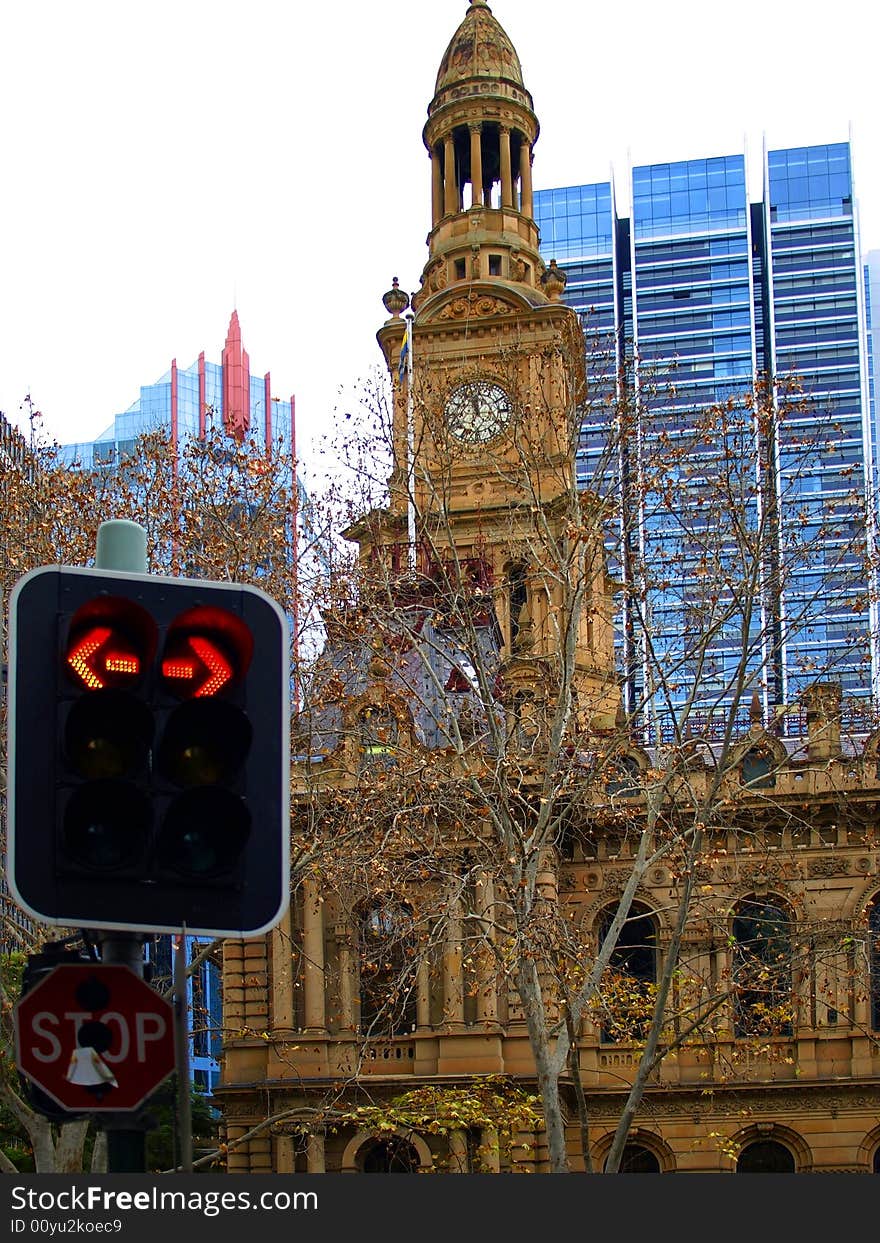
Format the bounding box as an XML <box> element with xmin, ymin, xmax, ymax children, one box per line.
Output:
<box><xmin>146</xmin><ymin>936</ymin><xmax>222</xmax><ymax>1093</ymax></box>
<box><xmin>535</xmin><ymin>142</ymin><xmax>877</xmax><ymax>730</ymax></box>
<box><xmin>766</xmin><ymin>144</ymin><xmax>874</xmax><ymax>701</ymax></box>
<box><xmin>632</xmin><ymin>155</ymin><xmax>748</xmax><ymax>239</ymax></box>
<box><xmin>59</xmin><ymin>358</ymin><xmax>293</xmax><ymax>470</ymax></box>
<box><xmin>633</xmin><ymin>156</ymin><xmax>761</xmax><ymax>719</ymax></box>
<box><xmin>535</xmin><ymin>182</ymin><xmax>619</xmax><ymax>492</ymax></box>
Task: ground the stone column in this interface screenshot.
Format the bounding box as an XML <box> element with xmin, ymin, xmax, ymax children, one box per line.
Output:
<box><xmin>443</xmin><ymin>134</ymin><xmax>457</xmax><ymax>216</ymax></box>
<box><xmin>443</xmin><ymin>882</ymin><xmax>464</xmax><ymax>1027</ymax></box>
<box><xmin>416</xmin><ymin>957</ymin><xmax>432</xmax><ymax>1030</ymax></box>
<box><xmin>431</xmin><ymin>146</ymin><xmax>443</xmax><ymax>226</ymax></box>
<box><xmin>448</xmin><ymin>1128</ymin><xmax>469</xmax><ymax>1173</ymax></box>
<box><xmin>469</xmin><ymin>123</ymin><xmax>483</xmax><ymax>208</ymax></box>
<box><xmin>476</xmin><ymin>871</ymin><xmax>498</xmax><ymax>1025</ymax></box>
<box><xmin>306</xmin><ymin>1132</ymin><xmax>326</xmax><ymax>1174</ymax></box>
<box><xmin>714</xmin><ymin>942</ymin><xmax>732</xmax><ymax>1037</ymax></box>
<box><xmin>335</xmin><ymin>925</ymin><xmax>355</xmax><ymax>1031</ymax></box>
<box><xmin>302</xmin><ymin>875</ymin><xmax>326</xmax><ymax>1033</ymax></box>
<box><xmin>271</xmin><ymin>908</ymin><xmax>294</xmax><ymax>1032</ymax></box>
<box><xmin>480</xmin><ymin>1128</ymin><xmax>501</xmax><ymax>1173</ymax></box>
<box><xmin>520</xmin><ymin>140</ymin><xmax>533</xmax><ymax>217</ymax></box>
<box><xmin>499</xmin><ymin>126</ymin><xmax>513</xmax><ymax>208</ymax></box>
<box><xmin>274</xmin><ymin>1135</ymin><xmax>294</xmax><ymax>1173</ymax></box>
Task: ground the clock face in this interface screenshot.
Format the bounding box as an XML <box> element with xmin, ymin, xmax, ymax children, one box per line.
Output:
<box><xmin>445</xmin><ymin>381</ymin><xmax>512</xmax><ymax>444</ymax></box>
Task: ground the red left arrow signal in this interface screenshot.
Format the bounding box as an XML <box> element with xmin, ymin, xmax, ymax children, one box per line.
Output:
<box><xmin>67</xmin><ymin>626</ymin><xmax>141</xmax><ymax>690</ymax></box>
<box><xmin>162</xmin><ymin>635</ymin><xmax>232</xmax><ymax>697</ymax></box>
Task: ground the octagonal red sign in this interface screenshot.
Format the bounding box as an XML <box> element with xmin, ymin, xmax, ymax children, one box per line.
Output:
<box><xmin>14</xmin><ymin>964</ymin><xmax>175</xmax><ymax>1113</ymax></box>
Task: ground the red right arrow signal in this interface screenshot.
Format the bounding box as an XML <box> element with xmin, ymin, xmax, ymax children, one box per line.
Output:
<box><xmin>162</xmin><ymin>635</ymin><xmax>233</xmax><ymax>698</ymax></box>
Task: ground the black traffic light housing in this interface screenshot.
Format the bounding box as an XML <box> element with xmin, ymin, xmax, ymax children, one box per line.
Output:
<box><xmin>7</xmin><ymin>566</ymin><xmax>289</xmax><ymax>936</ymax></box>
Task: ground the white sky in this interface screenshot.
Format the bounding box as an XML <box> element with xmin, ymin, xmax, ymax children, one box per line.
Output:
<box><xmin>2</xmin><ymin>0</ymin><xmax>877</xmax><ymax>470</ymax></box>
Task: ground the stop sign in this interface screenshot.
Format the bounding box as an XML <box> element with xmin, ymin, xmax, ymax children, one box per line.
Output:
<box><xmin>14</xmin><ymin>964</ymin><xmax>175</xmax><ymax>1113</ymax></box>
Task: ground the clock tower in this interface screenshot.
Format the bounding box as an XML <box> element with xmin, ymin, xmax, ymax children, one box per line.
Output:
<box><xmin>373</xmin><ymin>0</ymin><xmax>616</xmax><ymax>723</ymax></box>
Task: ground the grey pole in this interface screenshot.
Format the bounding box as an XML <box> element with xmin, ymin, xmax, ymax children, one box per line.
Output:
<box><xmin>94</xmin><ymin>518</ymin><xmax>148</xmax><ymax>977</ymax></box>
<box><xmin>173</xmin><ymin>930</ymin><xmax>194</xmax><ymax>1173</ymax></box>
<box><xmin>94</xmin><ymin>521</ymin><xmax>149</xmax><ymax>1172</ymax></box>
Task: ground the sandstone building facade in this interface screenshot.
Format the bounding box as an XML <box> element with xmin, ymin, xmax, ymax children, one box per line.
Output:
<box><xmin>219</xmin><ymin>2</ymin><xmax>880</xmax><ymax>1174</ymax></box>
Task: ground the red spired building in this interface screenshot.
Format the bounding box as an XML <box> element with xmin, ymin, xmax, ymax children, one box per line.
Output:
<box><xmin>221</xmin><ymin>310</ymin><xmax>252</xmax><ymax>443</ymax></box>
<box><xmin>52</xmin><ymin>311</ymin><xmax>303</xmax><ymax>1095</ymax></box>
<box><xmin>58</xmin><ymin>310</ymin><xmax>296</xmax><ymax>470</ymax></box>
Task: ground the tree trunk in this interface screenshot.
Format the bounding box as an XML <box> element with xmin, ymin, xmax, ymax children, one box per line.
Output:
<box><xmin>516</xmin><ymin>957</ymin><xmax>569</xmax><ymax>1173</ymax></box>
<box><xmin>54</xmin><ymin>1120</ymin><xmax>90</xmax><ymax>1173</ymax></box>
<box><xmin>605</xmin><ymin>828</ymin><xmax>704</xmax><ymax>1172</ymax></box>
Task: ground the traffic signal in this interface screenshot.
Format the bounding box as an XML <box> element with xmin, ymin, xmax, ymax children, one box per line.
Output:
<box><xmin>7</xmin><ymin>566</ymin><xmax>289</xmax><ymax>936</ymax></box>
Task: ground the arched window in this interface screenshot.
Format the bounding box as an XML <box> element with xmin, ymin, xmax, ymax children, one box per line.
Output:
<box><xmin>605</xmin><ymin>1144</ymin><xmax>661</xmax><ymax>1173</ymax></box>
<box><xmin>598</xmin><ymin>905</ymin><xmax>657</xmax><ymax>1043</ymax></box>
<box><xmin>358</xmin><ymin>897</ymin><xmax>417</xmax><ymax>1037</ymax></box>
<box><xmin>870</xmin><ymin>898</ymin><xmax>880</xmax><ymax>1032</ymax></box>
<box><xmin>732</xmin><ymin>898</ymin><xmax>792</xmax><ymax>1037</ymax></box>
<box><xmin>507</xmin><ymin>562</ymin><xmax>528</xmax><ymax>649</ymax></box>
<box><xmin>736</xmin><ymin>1140</ymin><xmax>796</xmax><ymax>1173</ymax></box>
<box><xmin>358</xmin><ymin>705</ymin><xmax>398</xmax><ymax>771</ymax></box>
<box><xmin>360</xmin><ymin>1136</ymin><xmax>420</xmax><ymax>1173</ymax></box>
<box><xmin>510</xmin><ymin>690</ymin><xmax>539</xmax><ymax>750</ymax></box>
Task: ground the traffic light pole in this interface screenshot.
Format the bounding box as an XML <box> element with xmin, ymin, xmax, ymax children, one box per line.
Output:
<box><xmin>94</xmin><ymin>521</ymin><xmax>149</xmax><ymax>1174</ymax></box>
<box><xmin>9</xmin><ymin>519</ymin><xmax>290</xmax><ymax>1169</ymax></box>
<box><xmin>173</xmin><ymin>931</ymin><xmax>194</xmax><ymax>1173</ymax></box>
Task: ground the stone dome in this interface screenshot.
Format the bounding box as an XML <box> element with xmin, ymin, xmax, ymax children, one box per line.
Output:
<box><xmin>435</xmin><ymin>0</ymin><xmax>524</xmax><ymax>92</ymax></box>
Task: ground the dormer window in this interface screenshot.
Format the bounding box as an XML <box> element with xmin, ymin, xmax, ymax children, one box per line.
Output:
<box><xmin>742</xmin><ymin>748</ymin><xmax>775</xmax><ymax>789</ymax></box>
<box><xmin>359</xmin><ymin>705</ymin><xmax>399</xmax><ymax>771</ymax></box>
<box><xmin>606</xmin><ymin>753</ymin><xmax>641</xmax><ymax>798</ymax></box>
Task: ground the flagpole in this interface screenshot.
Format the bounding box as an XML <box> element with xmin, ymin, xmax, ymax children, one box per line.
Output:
<box><xmin>404</xmin><ymin>310</ymin><xmax>416</xmax><ymax>571</ymax></box>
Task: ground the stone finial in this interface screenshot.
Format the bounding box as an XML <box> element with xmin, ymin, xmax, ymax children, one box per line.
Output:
<box><xmin>801</xmin><ymin>681</ymin><xmax>842</xmax><ymax>761</ymax></box>
<box><xmin>382</xmin><ymin>276</ymin><xmax>410</xmax><ymax>318</ymax></box>
<box><xmin>540</xmin><ymin>258</ymin><xmax>567</xmax><ymax>301</ymax></box>
<box><xmin>749</xmin><ymin>689</ymin><xmax>763</xmax><ymax>727</ymax></box>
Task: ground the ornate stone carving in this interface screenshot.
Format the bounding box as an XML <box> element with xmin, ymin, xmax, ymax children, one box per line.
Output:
<box><xmin>225</xmin><ymin>1101</ymin><xmax>260</xmax><ymax>1119</ymax></box>
<box><xmin>807</xmin><ymin>855</ymin><xmax>850</xmax><ymax>878</ymax></box>
<box><xmin>435</xmin><ymin>291</ymin><xmax>513</xmax><ymax>321</ymax></box>
<box><xmin>579</xmin><ymin>1085</ymin><xmax>880</xmax><ymax>1119</ymax></box>
<box><xmin>739</xmin><ymin>859</ymin><xmax>790</xmax><ymax>886</ymax></box>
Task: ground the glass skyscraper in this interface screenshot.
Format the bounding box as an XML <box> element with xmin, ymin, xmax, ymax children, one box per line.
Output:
<box><xmin>535</xmin><ymin>142</ymin><xmax>877</xmax><ymax>734</ymax></box>
<box><xmin>56</xmin><ymin>311</ymin><xmax>300</xmax><ymax>1094</ymax></box>
<box><xmin>60</xmin><ymin>310</ymin><xmax>295</xmax><ymax>469</ymax></box>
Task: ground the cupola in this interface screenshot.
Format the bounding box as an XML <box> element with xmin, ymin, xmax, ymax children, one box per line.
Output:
<box><xmin>417</xmin><ymin>1</ymin><xmax>545</xmax><ymax>307</ymax></box>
